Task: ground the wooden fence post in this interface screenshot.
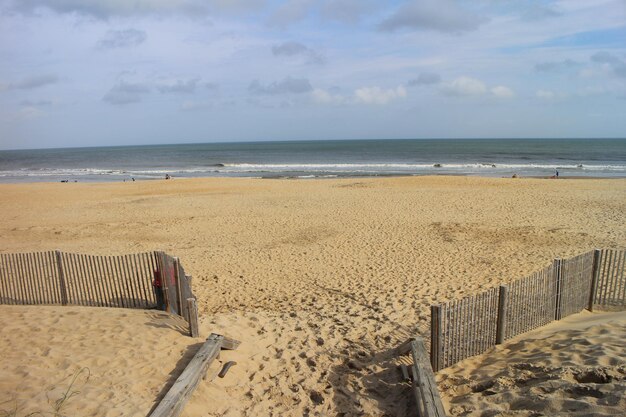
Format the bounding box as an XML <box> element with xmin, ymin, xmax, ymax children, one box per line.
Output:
<box><xmin>55</xmin><ymin>250</ymin><xmax>68</xmax><ymax>306</ymax></box>
<box><xmin>187</xmin><ymin>298</ymin><xmax>199</xmax><ymax>338</ymax></box>
<box><xmin>553</xmin><ymin>258</ymin><xmax>563</xmax><ymax>320</ymax></box>
<box><xmin>173</xmin><ymin>257</ymin><xmax>185</xmax><ymax>320</ymax></box>
<box><xmin>588</xmin><ymin>249</ymin><xmax>601</xmax><ymax>312</ymax></box>
<box><xmin>430</xmin><ymin>305</ymin><xmax>442</xmax><ymax>372</ymax></box>
<box><xmin>496</xmin><ymin>285</ymin><xmax>508</xmax><ymax>344</ymax></box>
<box><xmin>159</xmin><ymin>252</ymin><xmax>174</xmax><ymax>315</ymax></box>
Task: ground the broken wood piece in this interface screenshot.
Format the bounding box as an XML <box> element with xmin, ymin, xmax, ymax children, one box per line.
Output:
<box><xmin>395</xmin><ymin>338</ymin><xmax>414</xmax><ymax>356</ymax></box>
<box><xmin>218</xmin><ymin>361</ymin><xmax>237</xmax><ymax>378</ymax></box>
<box><xmin>221</xmin><ymin>336</ymin><xmax>241</xmax><ymax>350</ymax></box>
<box><xmin>400</xmin><ymin>364</ymin><xmax>410</xmax><ymax>382</ymax></box>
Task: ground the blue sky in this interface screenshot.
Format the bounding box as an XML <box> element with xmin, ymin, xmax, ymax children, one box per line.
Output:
<box><xmin>0</xmin><ymin>0</ymin><xmax>625</xmax><ymax>149</ymax></box>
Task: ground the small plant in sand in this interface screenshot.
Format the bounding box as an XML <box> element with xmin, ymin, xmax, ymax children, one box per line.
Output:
<box><xmin>46</xmin><ymin>367</ymin><xmax>91</xmax><ymax>416</ymax></box>
<box><xmin>0</xmin><ymin>368</ymin><xmax>90</xmax><ymax>417</ymax></box>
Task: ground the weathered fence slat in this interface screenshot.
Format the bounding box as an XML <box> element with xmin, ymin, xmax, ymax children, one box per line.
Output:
<box><xmin>121</xmin><ymin>255</ymin><xmax>135</xmax><ymax>308</ymax></box>
<box><xmin>76</xmin><ymin>253</ymin><xmax>89</xmax><ymax>305</ymax></box>
<box><xmin>600</xmin><ymin>250</ymin><xmax>611</xmax><ymax>304</ymax></box>
<box><xmin>614</xmin><ymin>251</ymin><xmax>626</xmax><ymax>305</ymax></box>
<box><xmin>608</xmin><ymin>251</ymin><xmax>617</xmax><ymax>305</ymax></box>
<box><xmin>34</xmin><ymin>253</ymin><xmax>47</xmax><ymax>304</ymax></box>
<box><xmin>11</xmin><ymin>254</ymin><xmax>23</xmax><ymax>303</ymax></box>
<box><xmin>10</xmin><ymin>254</ymin><xmax>21</xmax><ymax>305</ymax></box>
<box><xmin>89</xmin><ymin>255</ymin><xmax>105</xmax><ymax>307</ymax></box>
<box><xmin>132</xmin><ymin>254</ymin><xmax>148</xmax><ymax>308</ymax></box>
<box><xmin>114</xmin><ymin>256</ymin><xmax>127</xmax><ymax>308</ymax></box>
<box><xmin>110</xmin><ymin>255</ymin><xmax>123</xmax><ymax>308</ymax></box>
<box><xmin>44</xmin><ymin>251</ymin><xmax>57</xmax><ymax>304</ymax></box>
<box><xmin>63</xmin><ymin>253</ymin><xmax>75</xmax><ymax>305</ymax></box>
<box><xmin>22</xmin><ymin>254</ymin><xmax>35</xmax><ymax>303</ymax></box>
<box><xmin>83</xmin><ymin>254</ymin><xmax>97</xmax><ymax>307</ymax></box>
<box><xmin>13</xmin><ymin>254</ymin><xmax>26</xmax><ymax>304</ymax></box>
<box><xmin>133</xmin><ymin>254</ymin><xmax>147</xmax><ymax>308</ymax></box>
<box><xmin>94</xmin><ymin>255</ymin><xmax>109</xmax><ymax>307</ymax></box>
<box><xmin>0</xmin><ymin>255</ymin><xmax>11</xmax><ymax>304</ymax></box>
<box><xmin>21</xmin><ymin>254</ymin><xmax>33</xmax><ymax>303</ymax></box>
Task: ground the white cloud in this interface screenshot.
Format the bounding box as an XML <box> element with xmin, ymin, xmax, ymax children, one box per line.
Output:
<box><xmin>440</xmin><ymin>77</ymin><xmax>515</xmax><ymax>99</ymax></box>
<box><xmin>354</xmin><ymin>85</ymin><xmax>407</xmax><ymax>105</ymax></box>
<box><xmin>311</xmin><ymin>88</ymin><xmax>346</xmax><ymax>105</ymax></box>
<box><xmin>536</xmin><ymin>89</ymin><xmax>556</xmax><ymax>100</ymax></box>
<box><xmin>441</xmin><ymin>76</ymin><xmax>487</xmax><ymax>96</ymax></box>
<box><xmin>491</xmin><ymin>85</ymin><xmax>515</xmax><ymax>98</ymax></box>
<box><xmin>312</xmin><ymin>86</ymin><xmax>408</xmax><ymax>105</ymax></box>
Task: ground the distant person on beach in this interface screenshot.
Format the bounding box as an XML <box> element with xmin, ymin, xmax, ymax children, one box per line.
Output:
<box><xmin>165</xmin><ymin>174</ymin><xmax>170</xmax><ymax>180</ymax></box>
<box><xmin>152</xmin><ymin>269</ymin><xmax>165</xmax><ymax>310</ymax></box>
<box><xmin>555</xmin><ymin>169</ymin><xmax>559</xmax><ymax>178</ymax></box>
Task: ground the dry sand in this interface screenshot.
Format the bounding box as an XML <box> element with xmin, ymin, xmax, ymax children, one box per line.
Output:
<box><xmin>0</xmin><ymin>176</ymin><xmax>625</xmax><ymax>416</ymax></box>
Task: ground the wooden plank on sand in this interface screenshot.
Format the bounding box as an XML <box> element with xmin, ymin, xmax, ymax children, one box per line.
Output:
<box><xmin>410</xmin><ymin>337</ymin><xmax>447</xmax><ymax>417</ymax></box>
<box><xmin>149</xmin><ymin>333</ymin><xmax>238</xmax><ymax>417</ymax></box>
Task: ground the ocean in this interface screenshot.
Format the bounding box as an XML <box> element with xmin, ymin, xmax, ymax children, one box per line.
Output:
<box><xmin>0</xmin><ymin>138</ymin><xmax>625</xmax><ymax>183</ymax></box>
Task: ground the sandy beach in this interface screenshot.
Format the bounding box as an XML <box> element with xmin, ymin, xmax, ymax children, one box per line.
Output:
<box><xmin>1</xmin><ymin>176</ymin><xmax>625</xmax><ymax>416</ymax></box>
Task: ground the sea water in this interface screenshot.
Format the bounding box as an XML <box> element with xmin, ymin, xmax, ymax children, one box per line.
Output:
<box><xmin>0</xmin><ymin>138</ymin><xmax>625</xmax><ymax>182</ymax></box>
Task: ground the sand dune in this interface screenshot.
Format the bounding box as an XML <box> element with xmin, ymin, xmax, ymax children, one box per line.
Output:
<box><xmin>0</xmin><ymin>176</ymin><xmax>625</xmax><ymax>415</ymax></box>
<box><xmin>439</xmin><ymin>310</ymin><xmax>626</xmax><ymax>416</ymax></box>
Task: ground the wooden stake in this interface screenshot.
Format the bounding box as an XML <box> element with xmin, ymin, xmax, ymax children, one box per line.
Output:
<box><xmin>187</xmin><ymin>298</ymin><xmax>199</xmax><ymax>338</ymax></box>
<box><xmin>430</xmin><ymin>304</ymin><xmax>442</xmax><ymax>372</ymax></box>
<box><xmin>174</xmin><ymin>258</ymin><xmax>185</xmax><ymax>320</ymax></box>
<box><xmin>496</xmin><ymin>285</ymin><xmax>508</xmax><ymax>344</ymax></box>
<box><xmin>553</xmin><ymin>258</ymin><xmax>563</xmax><ymax>320</ymax></box>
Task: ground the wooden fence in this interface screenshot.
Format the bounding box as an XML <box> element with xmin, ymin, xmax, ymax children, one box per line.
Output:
<box><xmin>430</xmin><ymin>248</ymin><xmax>625</xmax><ymax>371</ymax></box>
<box><xmin>0</xmin><ymin>250</ymin><xmax>197</xmax><ymax>333</ymax></box>
<box><xmin>591</xmin><ymin>248</ymin><xmax>626</xmax><ymax>308</ymax></box>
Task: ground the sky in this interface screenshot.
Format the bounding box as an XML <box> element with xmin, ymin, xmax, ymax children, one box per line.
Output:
<box><xmin>0</xmin><ymin>0</ymin><xmax>625</xmax><ymax>150</ymax></box>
